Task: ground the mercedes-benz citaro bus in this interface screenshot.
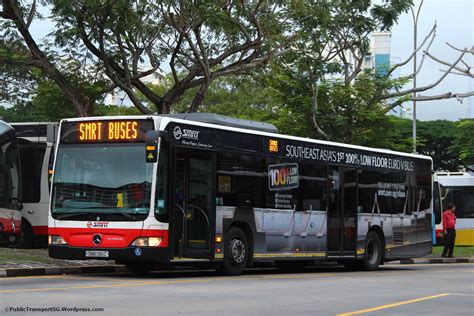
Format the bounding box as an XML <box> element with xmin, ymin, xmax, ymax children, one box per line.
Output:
<box><xmin>0</xmin><ymin>120</ymin><xmax>22</xmax><ymax>246</ymax></box>
<box><xmin>12</xmin><ymin>122</ymin><xmax>58</xmax><ymax>248</ymax></box>
<box><xmin>49</xmin><ymin>114</ymin><xmax>433</xmax><ymax>275</ymax></box>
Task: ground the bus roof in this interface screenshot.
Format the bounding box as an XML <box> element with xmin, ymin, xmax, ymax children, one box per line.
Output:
<box><xmin>437</xmin><ymin>173</ymin><xmax>474</xmax><ymax>187</ymax></box>
<box><xmin>11</xmin><ymin>122</ymin><xmax>58</xmax><ymax>142</ymax></box>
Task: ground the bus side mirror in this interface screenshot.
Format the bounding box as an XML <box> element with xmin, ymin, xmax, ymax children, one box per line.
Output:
<box><xmin>145</xmin><ymin>131</ymin><xmax>168</xmax><ymax>163</ymax></box>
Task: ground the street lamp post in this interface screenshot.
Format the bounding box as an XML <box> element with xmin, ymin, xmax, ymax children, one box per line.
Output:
<box><xmin>411</xmin><ymin>0</ymin><xmax>423</xmax><ymax>153</ymax></box>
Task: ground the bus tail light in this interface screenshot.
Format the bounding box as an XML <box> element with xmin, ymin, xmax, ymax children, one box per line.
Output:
<box><xmin>49</xmin><ymin>235</ymin><xmax>67</xmax><ymax>245</ymax></box>
<box><xmin>131</xmin><ymin>237</ymin><xmax>163</xmax><ymax>247</ymax></box>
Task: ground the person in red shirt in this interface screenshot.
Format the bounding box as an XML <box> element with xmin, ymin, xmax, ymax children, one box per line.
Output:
<box><xmin>441</xmin><ymin>203</ymin><xmax>456</xmax><ymax>258</ymax></box>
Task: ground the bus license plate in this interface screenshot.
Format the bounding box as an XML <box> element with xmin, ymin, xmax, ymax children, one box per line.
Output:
<box><xmin>85</xmin><ymin>250</ymin><xmax>109</xmax><ymax>258</ymax></box>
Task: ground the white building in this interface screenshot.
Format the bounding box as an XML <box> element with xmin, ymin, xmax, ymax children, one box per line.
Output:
<box><xmin>103</xmin><ymin>68</ymin><xmax>166</xmax><ymax>107</ymax></box>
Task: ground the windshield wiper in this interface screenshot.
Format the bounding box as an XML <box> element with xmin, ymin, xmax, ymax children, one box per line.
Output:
<box><xmin>54</xmin><ymin>208</ymin><xmax>142</xmax><ymax>220</ymax></box>
<box><xmin>108</xmin><ymin>209</ymin><xmax>135</xmax><ymax>220</ymax></box>
<box><xmin>55</xmin><ymin>212</ymin><xmax>92</xmax><ymax>220</ymax></box>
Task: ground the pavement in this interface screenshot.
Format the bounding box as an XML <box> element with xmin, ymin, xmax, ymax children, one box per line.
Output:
<box><xmin>1</xmin><ymin>263</ymin><xmax>473</xmax><ymax>315</ymax></box>
<box><xmin>0</xmin><ymin>256</ymin><xmax>473</xmax><ymax>278</ymax></box>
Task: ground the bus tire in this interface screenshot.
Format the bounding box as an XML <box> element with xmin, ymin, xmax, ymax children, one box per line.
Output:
<box><xmin>362</xmin><ymin>231</ymin><xmax>382</xmax><ymax>271</ymax></box>
<box><xmin>18</xmin><ymin>221</ymin><xmax>34</xmax><ymax>249</ymax></box>
<box><xmin>125</xmin><ymin>262</ymin><xmax>154</xmax><ymax>274</ymax></box>
<box><xmin>221</xmin><ymin>227</ymin><xmax>249</xmax><ymax>276</ymax></box>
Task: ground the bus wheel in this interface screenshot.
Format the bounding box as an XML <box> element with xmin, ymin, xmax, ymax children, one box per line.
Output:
<box><xmin>18</xmin><ymin>221</ymin><xmax>34</xmax><ymax>249</ymax></box>
<box><xmin>221</xmin><ymin>227</ymin><xmax>249</xmax><ymax>276</ymax></box>
<box><xmin>362</xmin><ymin>231</ymin><xmax>382</xmax><ymax>271</ymax></box>
<box><xmin>125</xmin><ymin>262</ymin><xmax>154</xmax><ymax>274</ymax></box>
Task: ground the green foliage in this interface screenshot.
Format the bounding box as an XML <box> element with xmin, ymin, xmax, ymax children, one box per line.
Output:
<box><xmin>0</xmin><ymin>79</ymin><xmax>141</xmax><ymax>122</ymax></box>
<box><xmin>417</xmin><ymin>120</ymin><xmax>462</xmax><ymax>171</ymax></box>
<box><xmin>451</xmin><ymin>119</ymin><xmax>474</xmax><ymax>169</ymax></box>
<box><xmin>383</xmin><ymin>117</ymin><xmax>463</xmax><ymax>171</ymax></box>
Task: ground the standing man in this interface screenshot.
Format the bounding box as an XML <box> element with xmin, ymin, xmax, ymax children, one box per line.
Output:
<box><xmin>441</xmin><ymin>203</ymin><xmax>456</xmax><ymax>258</ymax></box>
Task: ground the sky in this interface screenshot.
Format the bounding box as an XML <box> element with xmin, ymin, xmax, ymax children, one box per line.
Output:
<box><xmin>27</xmin><ymin>0</ymin><xmax>473</xmax><ymax>121</ymax></box>
<box><xmin>390</xmin><ymin>0</ymin><xmax>474</xmax><ymax>121</ymax></box>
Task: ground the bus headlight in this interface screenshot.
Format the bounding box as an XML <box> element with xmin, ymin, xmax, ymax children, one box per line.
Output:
<box><xmin>131</xmin><ymin>237</ymin><xmax>162</xmax><ymax>247</ymax></box>
<box><xmin>49</xmin><ymin>235</ymin><xmax>67</xmax><ymax>245</ymax></box>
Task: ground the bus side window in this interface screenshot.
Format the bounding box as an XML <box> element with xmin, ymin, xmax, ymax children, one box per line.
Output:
<box><xmin>19</xmin><ymin>140</ymin><xmax>46</xmax><ymax>203</ymax></box>
<box><xmin>48</xmin><ymin>145</ymin><xmax>55</xmax><ymax>192</ymax></box>
<box><xmin>154</xmin><ymin>145</ymin><xmax>168</xmax><ymax>223</ymax></box>
<box><xmin>299</xmin><ymin>162</ymin><xmax>327</xmax><ymax>212</ymax></box>
<box><xmin>217</xmin><ymin>152</ymin><xmax>263</xmax><ymax>208</ymax></box>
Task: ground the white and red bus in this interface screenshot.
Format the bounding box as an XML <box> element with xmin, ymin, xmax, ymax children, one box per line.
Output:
<box><xmin>0</xmin><ymin>120</ymin><xmax>22</xmax><ymax>246</ymax></box>
<box><xmin>49</xmin><ymin>114</ymin><xmax>433</xmax><ymax>274</ymax></box>
<box><xmin>435</xmin><ymin>172</ymin><xmax>474</xmax><ymax>246</ymax></box>
<box><xmin>12</xmin><ymin>123</ymin><xmax>58</xmax><ymax>248</ymax></box>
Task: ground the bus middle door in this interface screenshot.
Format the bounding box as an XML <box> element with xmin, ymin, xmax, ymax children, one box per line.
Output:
<box><xmin>327</xmin><ymin>166</ymin><xmax>358</xmax><ymax>258</ymax></box>
<box><xmin>171</xmin><ymin>147</ymin><xmax>215</xmax><ymax>260</ymax></box>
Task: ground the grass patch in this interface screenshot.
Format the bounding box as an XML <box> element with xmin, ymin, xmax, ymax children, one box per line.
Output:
<box><xmin>431</xmin><ymin>246</ymin><xmax>474</xmax><ymax>257</ymax></box>
<box><xmin>0</xmin><ymin>248</ymin><xmax>57</xmax><ymax>264</ymax></box>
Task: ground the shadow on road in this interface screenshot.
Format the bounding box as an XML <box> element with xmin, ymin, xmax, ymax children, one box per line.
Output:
<box><xmin>84</xmin><ymin>262</ymin><xmax>421</xmax><ymax>280</ymax></box>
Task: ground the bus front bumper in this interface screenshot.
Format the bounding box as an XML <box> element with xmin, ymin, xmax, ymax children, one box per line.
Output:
<box><xmin>48</xmin><ymin>245</ymin><xmax>170</xmax><ymax>263</ymax></box>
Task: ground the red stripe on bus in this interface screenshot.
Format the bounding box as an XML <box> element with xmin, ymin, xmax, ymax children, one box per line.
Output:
<box><xmin>48</xmin><ymin>227</ymin><xmax>169</xmax><ymax>248</ymax></box>
<box><xmin>32</xmin><ymin>226</ymin><xmax>48</xmax><ymax>235</ymax></box>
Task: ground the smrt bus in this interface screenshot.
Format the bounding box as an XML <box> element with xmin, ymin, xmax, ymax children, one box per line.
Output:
<box><xmin>436</xmin><ymin>172</ymin><xmax>474</xmax><ymax>246</ymax></box>
<box><xmin>0</xmin><ymin>120</ymin><xmax>22</xmax><ymax>246</ymax></box>
<box><xmin>12</xmin><ymin>123</ymin><xmax>58</xmax><ymax>248</ymax></box>
<box><xmin>49</xmin><ymin>114</ymin><xmax>433</xmax><ymax>274</ymax></box>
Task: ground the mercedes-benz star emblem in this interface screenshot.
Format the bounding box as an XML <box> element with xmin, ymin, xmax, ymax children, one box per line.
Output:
<box><xmin>93</xmin><ymin>234</ymin><xmax>102</xmax><ymax>245</ymax></box>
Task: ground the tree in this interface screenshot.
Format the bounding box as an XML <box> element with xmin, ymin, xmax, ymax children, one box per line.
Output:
<box><xmin>1</xmin><ymin>1</ymin><xmax>293</xmax><ymax>116</ymax></box>
<box><xmin>0</xmin><ymin>0</ymin><xmax>113</xmax><ymax>116</ymax></box>
<box><xmin>416</xmin><ymin>120</ymin><xmax>462</xmax><ymax>171</ymax></box>
<box><xmin>0</xmin><ymin>78</ymin><xmax>140</xmax><ymax>122</ymax></box>
<box><xmin>451</xmin><ymin>119</ymin><xmax>474</xmax><ymax>170</ymax></box>
<box><xmin>266</xmin><ymin>0</ymin><xmax>415</xmax><ymax>138</ymax></box>
<box><xmin>382</xmin><ymin>117</ymin><xmax>463</xmax><ymax>171</ymax></box>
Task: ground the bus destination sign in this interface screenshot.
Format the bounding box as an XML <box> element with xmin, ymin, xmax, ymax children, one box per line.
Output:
<box><xmin>60</xmin><ymin>120</ymin><xmax>154</xmax><ymax>143</ymax></box>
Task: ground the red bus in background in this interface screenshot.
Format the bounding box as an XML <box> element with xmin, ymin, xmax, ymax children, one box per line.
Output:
<box><xmin>0</xmin><ymin>120</ymin><xmax>22</xmax><ymax>246</ymax></box>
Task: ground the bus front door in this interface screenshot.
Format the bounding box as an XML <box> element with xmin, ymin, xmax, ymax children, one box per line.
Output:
<box><xmin>172</xmin><ymin>148</ymin><xmax>214</xmax><ymax>259</ymax></box>
<box><xmin>327</xmin><ymin>166</ymin><xmax>358</xmax><ymax>258</ymax></box>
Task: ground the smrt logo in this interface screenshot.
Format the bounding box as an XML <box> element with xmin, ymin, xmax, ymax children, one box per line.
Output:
<box><xmin>87</xmin><ymin>221</ymin><xmax>109</xmax><ymax>228</ymax></box>
<box><xmin>173</xmin><ymin>126</ymin><xmax>183</xmax><ymax>140</ymax></box>
<box><xmin>173</xmin><ymin>126</ymin><xmax>199</xmax><ymax>141</ymax></box>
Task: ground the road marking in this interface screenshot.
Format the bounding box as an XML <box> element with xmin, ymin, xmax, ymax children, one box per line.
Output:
<box><xmin>0</xmin><ymin>279</ymin><xmax>209</xmax><ymax>293</ymax></box>
<box><xmin>227</xmin><ymin>273</ymin><xmax>336</xmax><ymax>281</ymax></box>
<box><xmin>0</xmin><ymin>272</ymin><xmax>338</xmax><ymax>294</ymax></box>
<box><xmin>0</xmin><ymin>275</ymin><xmax>68</xmax><ymax>281</ymax></box>
<box><xmin>337</xmin><ymin>293</ymin><xmax>450</xmax><ymax>316</ymax></box>
<box><xmin>0</xmin><ymin>275</ymin><xmax>123</xmax><ymax>282</ymax></box>
<box><xmin>383</xmin><ymin>263</ymin><xmax>474</xmax><ymax>268</ymax></box>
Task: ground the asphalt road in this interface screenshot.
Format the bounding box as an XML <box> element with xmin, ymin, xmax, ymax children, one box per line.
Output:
<box><xmin>0</xmin><ymin>263</ymin><xmax>473</xmax><ymax>315</ymax></box>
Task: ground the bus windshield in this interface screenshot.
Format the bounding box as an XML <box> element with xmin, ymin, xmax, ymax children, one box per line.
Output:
<box><xmin>443</xmin><ymin>186</ymin><xmax>474</xmax><ymax>218</ymax></box>
<box><xmin>51</xmin><ymin>143</ymin><xmax>153</xmax><ymax>221</ymax></box>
